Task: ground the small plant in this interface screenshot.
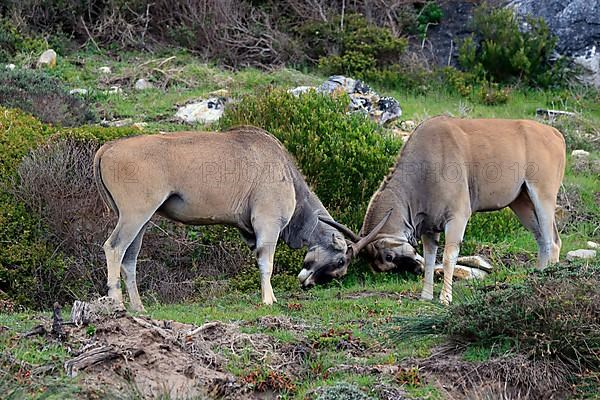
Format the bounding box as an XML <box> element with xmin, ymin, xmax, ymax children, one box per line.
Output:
<box><xmin>394</xmin><ymin>366</ymin><xmax>422</xmax><ymax>386</ymax></box>
<box><xmin>0</xmin><ymin>69</ymin><xmax>95</xmax><ymax>126</ymax></box>
<box><xmin>477</xmin><ymin>82</ymin><xmax>510</xmax><ymax>105</ymax></box>
<box><xmin>417</xmin><ymin>2</ymin><xmax>443</xmax><ymax>37</ymax></box>
<box><xmin>301</xmin><ymin>13</ymin><xmax>407</xmax><ymax>79</ymax></box>
<box><xmin>315</xmin><ymin>382</ymin><xmax>374</xmax><ymax>400</ymax></box>
<box><xmin>458</xmin><ymin>4</ymin><xmax>566</xmax><ymax>87</ymax></box>
<box><xmin>242</xmin><ymin>368</ymin><xmax>296</xmax><ymax>393</ymax></box>
<box><xmin>86</xmin><ymin>324</ymin><xmax>96</xmax><ymax>337</ymax></box>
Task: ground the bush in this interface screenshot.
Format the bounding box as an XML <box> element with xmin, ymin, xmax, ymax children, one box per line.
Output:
<box><xmin>0</xmin><ymin>69</ymin><xmax>95</xmax><ymax>126</ymax></box>
<box><xmin>458</xmin><ymin>4</ymin><xmax>567</xmax><ymax>87</ymax></box>
<box><xmin>300</xmin><ymin>13</ymin><xmax>407</xmax><ymax>80</ymax></box>
<box><xmin>397</xmin><ymin>263</ymin><xmax>600</xmax><ymax>375</ymax></box>
<box><xmin>219</xmin><ymin>89</ymin><xmax>403</xmax><ymax>230</ymax></box>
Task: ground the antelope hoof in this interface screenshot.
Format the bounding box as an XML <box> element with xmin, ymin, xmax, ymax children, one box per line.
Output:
<box><xmin>262</xmin><ymin>291</ymin><xmax>277</xmax><ymax>305</ymax></box>
<box><xmin>439</xmin><ymin>291</ymin><xmax>452</xmax><ymax>305</ymax></box>
<box><xmin>420</xmin><ymin>290</ymin><xmax>434</xmax><ymax>301</ymax></box>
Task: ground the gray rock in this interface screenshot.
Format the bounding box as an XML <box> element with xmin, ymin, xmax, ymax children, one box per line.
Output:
<box><xmin>69</xmin><ymin>88</ymin><xmax>88</xmax><ymax>96</ymax></box>
<box><xmin>98</xmin><ymin>66</ymin><xmax>111</xmax><ymax>74</ymax></box>
<box><xmin>587</xmin><ymin>241</ymin><xmax>600</xmax><ymax>249</ymax></box>
<box><xmin>134</xmin><ymin>78</ymin><xmax>153</xmax><ymax>90</ymax></box>
<box><xmin>566</xmin><ymin>249</ymin><xmax>597</xmax><ymax>260</ymax></box>
<box><xmin>292</xmin><ymin>75</ymin><xmax>403</xmax><ymax>125</ymax></box>
<box><xmin>36</xmin><ymin>49</ymin><xmax>57</xmax><ymax>69</ymax></box>
<box><xmin>175</xmin><ymin>98</ymin><xmax>225</xmax><ymax>124</ymax></box>
<box><xmin>5</xmin><ymin>63</ymin><xmax>15</xmax><ymax>70</ymax></box>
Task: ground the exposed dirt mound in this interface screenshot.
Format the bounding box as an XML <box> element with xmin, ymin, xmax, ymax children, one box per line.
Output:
<box><xmin>23</xmin><ymin>301</ymin><xmax>310</xmax><ymax>399</ymax></box>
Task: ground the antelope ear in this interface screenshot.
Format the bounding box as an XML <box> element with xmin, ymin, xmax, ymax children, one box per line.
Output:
<box><xmin>331</xmin><ymin>233</ymin><xmax>346</xmax><ymax>251</ymax></box>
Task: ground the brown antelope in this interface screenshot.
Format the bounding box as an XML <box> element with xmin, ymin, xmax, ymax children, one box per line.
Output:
<box><xmin>94</xmin><ymin>126</ymin><xmax>388</xmax><ymax>311</ymax></box>
<box><xmin>316</xmin><ymin>116</ymin><xmax>566</xmax><ymax>304</ymax></box>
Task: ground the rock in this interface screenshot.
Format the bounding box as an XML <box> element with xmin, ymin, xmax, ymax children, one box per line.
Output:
<box><xmin>36</xmin><ymin>49</ymin><xmax>57</xmax><ymax>69</ymax></box>
<box><xmin>100</xmin><ymin>118</ymin><xmax>133</xmax><ymax>127</ymax></box>
<box><xmin>98</xmin><ymin>66</ymin><xmax>111</xmax><ymax>74</ymax></box>
<box><xmin>571</xmin><ymin>149</ymin><xmax>590</xmax><ymax>158</ymax></box>
<box><xmin>69</xmin><ymin>88</ymin><xmax>88</xmax><ymax>96</ymax></box>
<box><xmin>287</xmin><ymin>86</ymin><xmax>315</xmax><ymax>96</ymax></box>
<box><xmin>175</xmin><ymin>98</ymin><xmax>225</xmax><ymax>124</ymax></box>
<box><xmin>574</xmin><ymin>46</ymin><xmax>600</xmax><ymax>88</ymax></box>
<box><xmin>566</xmin><ymin>249</ymin><xmax>597</xmax><ymax>260</ymax></box>
<box><xmin>591</xmin><ymin>160</ymin><xmax>600</xmax><ymax>175</ymax></box>
<box><xmin>5</xmin><ymin>63</ymin><xmax>15</xmax><ymax>70</ymax></box>
<box><xmin>587</xmin><ymin>241</ymin><xmax>599</xmax><ymax>249</ymax></box>
<box><xmin>133</xmin><ymin>122</ymin><xmax>147</xmax><ymax>130</ymax></box>
<box><xmin>455</xmin><ymin>255</ymin><xmax>494</xmax><ymax>272</ymax></box>
<box><xmin>106</xmin><ymin>86</ymin><xmax>122</xmax><ymax>95</ymax></box>
<box><xmin>434</xmin><ymin>264</ymin><xmax>489</xmax><ymax>280</ymax></box>
<box><xmin>400</xmin><ymin>120</ymin><xmax>416</xmax><ymax>131</ymax></box>
<box><xmin>134</xmin><ymin>78</ymin><xmax>153</xmax><ymax>90</ymax></box>
<box><xmin>296</xmin><ymin>75</ymin><xmax>403</xmax><ymax>125</ymax></box>
<box><xmin>208</xmin><ymin>89</ymin><xmax>230</xmax><ymax>97</ymax></box>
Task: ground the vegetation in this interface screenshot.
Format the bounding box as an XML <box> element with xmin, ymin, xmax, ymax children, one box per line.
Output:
<box><xmin>458</xmin><ymin>4</ymin><xmax>567</xmax><ymax>87</ymax></box>
<box><xmin>0</xmin><ymin>1</ymin><xmax>598</xmax><ymax>397</ymax></box>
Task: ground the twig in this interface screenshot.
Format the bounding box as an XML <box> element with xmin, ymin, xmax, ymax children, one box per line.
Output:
<box><xmin>80</xmin><ymin>16</ymin><xmax>101</xmax><ymax>52</ymax></box>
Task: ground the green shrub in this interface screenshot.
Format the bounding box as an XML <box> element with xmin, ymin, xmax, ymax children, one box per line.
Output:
<box><xmin>0</xmin><ymin>19</ymin><xmax>46</xmax><ymax>62</ymax></box>
<box><xmin>458</xmin><ymin>4</ymin><xmax>566</xmax><ymax>87</ymax></box>
<box><xmin>476</xmin><ymin>82</ymin><xmax>511</xmax><ymax>105</ymax></box>
<box><xmin>300</xmin><ymin>14</ymin><xmax>407</xmax><ymax>80</ymax></box>
<box><xmin>0</xmin><ymin>69</ymin><xmax>95</xmax><ymax>126</ymax></box>
<box><xmin>396</xmin><ymin>263</ymin><xmax>600</xmax><ymax>374</ymax></box>
<box><xmin>219</xmin><ymin>89</ymin><xmax>403</xmax><ymax>230</ymax></box>
<box><xmin>417</xmin><ymin>1</ymin><xmax>443</xmax><ymax>37</ymax></box>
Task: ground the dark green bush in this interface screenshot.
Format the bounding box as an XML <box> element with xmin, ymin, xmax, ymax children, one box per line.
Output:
<box><xmin>0</xmin><ymin>19</ymin><xmax>46</xmax><ymax>62</ymax></box>
<box><xmin>458</xmin><ymin>4</ymin><xmax>566</xmax><ymax>87</ymax></box>
<box><xmin>0</xmin><ymin>69</ymin><xmax>95</xmax><ymax>126</ymax></box>
<box><xmin>219</xmin><ymin>89</ymin><xmax>403</xmax><ymax>230</ymax></box>
<box><xmin>417</xmin><ymin>1</ymin><xmax>443</xmax><ymax>37</ymax></box>
<box><xmin>396</xmin><ymin>263</ymin><xmax>600</xmax><ymax>374</ymax></box>
<box><xmin>299</xmin><ymin>13</ymin><xmax>407</xmax><ymax>80</ymax></box>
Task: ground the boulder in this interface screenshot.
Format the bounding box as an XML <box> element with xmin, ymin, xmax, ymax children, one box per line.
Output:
<box><xmin>36</xmin><ymin>49</ymin><xmax>57</xmax><ymax>69</ymax></box>
<box><xmin>566</xmin><ymin>249</ymin><xmax>597</xmax><ymax>260</ymax></box>
<box><xmin>175</xmin><ymin>98</ymin><xmax>225</xmax><ymax>124</ymax></box>
<box><xmin>290</xmin><ymin>75</ymin><xmax>403</xmax><ymax>125</ymax></box>
<box><xmin>5</xmin><ymin>63</ymin><xmax>15</xmax><ymax>70</ymax></box>
<box><xmin>587</xmin><ymin>241</ymin><xmax>599</xmax><ymax>249</ymax></box>
<box><xmin>98</xmin><ymin>66</ymin><xmax>111</xmax><ymax>74</ymax></box>
<box><xmin>134</xmin><ymin>78</ymin><xmax>153</xmax><ymax>90</ymax></box>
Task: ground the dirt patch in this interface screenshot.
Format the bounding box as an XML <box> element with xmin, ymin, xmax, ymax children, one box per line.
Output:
<box><xmin>22</xmin><ymin>304</ymin><xmax>313</xmax><ymax>399</ymax></box>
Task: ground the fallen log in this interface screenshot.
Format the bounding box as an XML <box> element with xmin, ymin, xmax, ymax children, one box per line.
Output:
<box><xmin>64</xmin><ymin>345</ymin><xmax>120</xmax><ymax>377</ymax></box>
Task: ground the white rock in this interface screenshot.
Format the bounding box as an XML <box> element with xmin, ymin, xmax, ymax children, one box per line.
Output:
<box><xmin>99</xmin><ymin>66</ymin><xmax>112</xmax><ymax>74</ymax></box>
<box><xmin>5</xmin><ymin>63</ymin><xmax>15</xmax><ymax>70</ymax></box>
<box><xmin>587</xmin><ymin>241</ymin><xmax>599</xmax><ymax>249</ymax></box>
<box><xmin>571</xmin><ymin>149</ymin><xmax>590</xmax><ymax>158</ymax></box>
<box><xmin>288</xmin><ymin>86</ymin><xmax>316</xmax><ymax>96</ymax></box>
<box><xmin>175</xmin><ymin>98</ymin><xmax>225</xmax><ymax>124</ymax></box>
<box><xmin>100</xmin><ymin>118</ymin><xmax>133</xmax><ymax>127</ymax></box>
<box><xmin>36</xmin><ymin>49</ymin><xmax>57</xmax><ymax>69</ymax></box>
<box><xmin>400</xmin><ymin>120</ymin><xmax>416</xmax><ymax>131</ymax></box>
<box><xmin>134</xmin><ymin>78</ymin><xmax>153</xmax><ymax>90</ymax></box>
<box><xmin>456</xmin><ymin>256</ymin><xmax>494</xmax><ymax>272</ymax></box>
<box><xmin>566</xmin><ymin>249</ymin><xmax>597</xmax><ymax>260</ymax></box>
<box><xmin>574</xmin><ymin>46</ymin><xmax>600</xmax><ymax>88</ymax></box>
<box><xmin>107</xmin><ymin>86</ymin><xmax>122</xmax><ymax>95</ymax></box>
<box><xmin>434</xmin><ymin>264</ymin><xmax>489</xmax><ymax>280</ymax></box>
<box><xmin>69</xmin><ymin>88</ymin><xmax>88</xmax><ymax>96</ymax></box>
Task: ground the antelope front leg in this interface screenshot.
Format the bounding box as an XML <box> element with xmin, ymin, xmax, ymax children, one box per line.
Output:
<box><xmin>440</xmin><ymin>218</ymin><xmax>468</xmax><ymax>305</ymax></box>
<box><xmin>256</xmin><ymin>241</ymin><xmax>277</xmax><ymax>305</ymax></box>
<box><xmin>420</xmin><ymin>233</ymin><xmax>440</xmax><ymax>301</ymax></box>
